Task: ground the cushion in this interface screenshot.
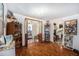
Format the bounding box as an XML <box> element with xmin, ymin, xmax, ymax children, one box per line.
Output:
<box><xmin>0</xmin><ymin>35</ymin><xmax>13</xmax><ymax>48</ymax></box>
<box><xmin>4</xmin><ymin>35</ymin><xmax>13</xmax><ymax>44</ymax></box>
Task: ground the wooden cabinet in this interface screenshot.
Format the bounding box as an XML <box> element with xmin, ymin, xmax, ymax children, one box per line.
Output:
<box><xmin>6</xmin><ymin>22</ymin><xmax>15</xmax><ymax>35</ymax></box>
<box><xmin>15</xmin><ymin>34</ymin><xmax>22</xmax><ymax>48</ymax></box>
<box><xmin>6</xmin><ymin>21</ymin><xmax>22</xmax><ymax>48</ymax></box>
<box><xmin>25</xmin><ymin>34</ymin><xmax>28</xmax><ymax>47</ymax></box>
<box><xmin>37</xmin><ymin>33</ymin><xmax>42</xmax><ymax>43</ymax></box>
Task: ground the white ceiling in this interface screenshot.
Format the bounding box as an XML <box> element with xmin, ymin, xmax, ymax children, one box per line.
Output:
<box><xmin>6</xmin><ymin>3</ymin><xmax>79</xmax><ymax>20</ymax></box>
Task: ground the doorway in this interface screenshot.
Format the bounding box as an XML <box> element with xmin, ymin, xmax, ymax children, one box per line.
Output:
<box><xmin>26</xmin><ymin>19</ymin><xmax>42</xmax><ymax>44</ymax></box>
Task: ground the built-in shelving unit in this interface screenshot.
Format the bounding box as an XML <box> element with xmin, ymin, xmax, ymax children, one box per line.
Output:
<box><xmin>44</xmin><ymin>21</ymin><xmax>50</xmax><ymax>42</ymax></box>
<box><xmin>64</xmin><ymin>35</ymin><xmax>73</xmax><ymax>49</ymax></box>
<box><xmin>64</xmin><ymin>19</ymin><xmax>77</xmax><ymax>49</ymax></box>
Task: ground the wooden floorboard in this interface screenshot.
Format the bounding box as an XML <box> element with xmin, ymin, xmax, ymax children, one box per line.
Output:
<box><xmin>16</xmin><ymin>42</ymin><xmax>78</xmax><ymax>56</ymax></box>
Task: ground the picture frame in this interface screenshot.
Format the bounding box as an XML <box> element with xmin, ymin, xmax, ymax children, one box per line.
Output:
<box><xmin>64</xmin><ymin>19</ymin><xmax>77</xmax><ymax>35</ymax></box>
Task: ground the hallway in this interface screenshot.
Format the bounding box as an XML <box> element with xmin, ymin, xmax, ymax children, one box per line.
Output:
<box><xmin>16</xmin><ymin>42</ymin><xmax>78</xmax><ymax>56</ymax></box>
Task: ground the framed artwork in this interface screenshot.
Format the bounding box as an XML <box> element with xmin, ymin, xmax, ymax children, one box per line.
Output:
<box><xmin>64</xmin><ymin>19</ymin><xmax>77</xmax><ymax>35</ymax></box>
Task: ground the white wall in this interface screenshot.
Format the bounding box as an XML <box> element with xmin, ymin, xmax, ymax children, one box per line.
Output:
<box><xmin>0</xmin><ymin>17</ymin><xmax>3</xmax><ymax>36</ymax></box>
<box><xmin>32</xmin><ymin>21</ymin><xmax>40</xmax><ymax>39</ymax></box>
<box><xmin>52</xmin><ymin>14</ymin><xmax>79</xmax><ymax>50</ymax></box>
<box><xmin>42</xmin><ymin>20</ymin><xmax>46</xmax><ymax>41</ymax></box>
<box><xmin>3</xmin><ymin>4</ymin><xmax>8</xmax><ymax>35</ymax></box>
<box><xmin>49</xmin><ymin>20</ymin><xmax>54</xmax><ymax>42</ymax></box>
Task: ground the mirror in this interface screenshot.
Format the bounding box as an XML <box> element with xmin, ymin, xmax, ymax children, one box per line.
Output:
<box><xmin>0</xmin><ymin>3</ymin><xmax>4</xmax><ymax>37</ymax></box>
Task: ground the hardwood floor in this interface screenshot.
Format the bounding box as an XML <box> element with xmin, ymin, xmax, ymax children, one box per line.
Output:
<box><xmin>16</xmin><ymin>42</ymin><xmax>78</xmax><ymax>56</ymax></box>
